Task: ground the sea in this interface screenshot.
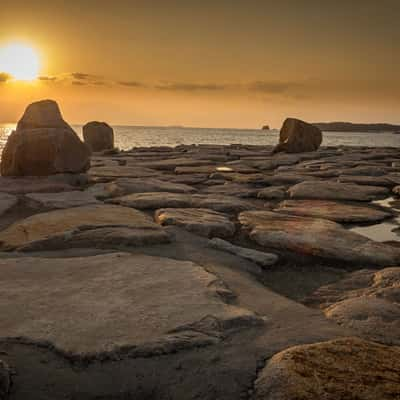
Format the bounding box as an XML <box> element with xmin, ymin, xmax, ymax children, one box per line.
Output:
<box><xmin>0</xmin><ymin>124</ymin><xmax>399</xmax><ymax>154</ymax></box>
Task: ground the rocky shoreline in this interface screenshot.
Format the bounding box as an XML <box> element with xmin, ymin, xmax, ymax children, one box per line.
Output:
<box><xmin>0</xmin><ymin>101</ymin><xmax>399</xmax><ymax>399</ymax></box>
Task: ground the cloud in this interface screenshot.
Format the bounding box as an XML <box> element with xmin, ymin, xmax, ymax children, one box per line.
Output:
<box><xmin>71</xmin><ymin>72</ymin><xmax>97</xmax><ymax>80</ymax></box>
<box><xmin>154</xmin><ymin>82</ymin><xmax>226</xmax><ymax>91</ymax></box>
<box><xmin>38</xmin><ymin>75</ymin><xmax>58</xmax><ymax>81</ymax></box>
<box><xmin>0</xmin><ymin>72</ymin><xmax>12</xmax><ymax>83</ymax></box>
<box><xmin>246</xmin><ymin>81</ymin><xmax>301</xmax><ymax>93</ymax></box>
<box><xmin>118</xmin><ymin>81</ymin><xmax>145</xmax><ymax>88</ymax></box>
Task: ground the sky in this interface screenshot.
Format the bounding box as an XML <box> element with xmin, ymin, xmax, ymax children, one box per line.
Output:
<box><xmin>0</xmin><ymin>0</ymin><xmax>399</xmax><ymax>128</ymax></box>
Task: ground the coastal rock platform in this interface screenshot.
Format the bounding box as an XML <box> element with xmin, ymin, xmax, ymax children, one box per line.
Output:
<box><xmin>0</xmin><ymin>143</ymin><xmax>399</xmax><ymax>399</ymax></box>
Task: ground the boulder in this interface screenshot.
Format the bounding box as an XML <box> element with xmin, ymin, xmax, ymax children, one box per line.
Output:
<box><xmin>254</xmin><ymin>337</ymin><xmax>400</xmax><ymax>400</ymax></box>
<box><xmin>288</xmin><ymin>181</ymin><xmax>389</xmax><ymax>201</ymax></box>
<box><xmin>239</xmin><ymin>210</ymin><xmax>400</xmax><ymax>265</ymax></box>
<box><xmin>275</xmin><ymin>199</ymin><xmax>392</xmax><ymax>223</ymax></box>
<box><xmin>0</xmin><ymin>253</ymin><xmax>262</xmax><ymax>357</ymax></box>
<box><xmin>273</xmin><ymin>118</ymin><xmax>322</xmax><ymax>154</ymax></box>
<box><xmin>1</xmin><ymin>100</ymin><xmax>90</xmax><ymax>176</ymax></box>
<box><xmin>83</xmin><ymin>121</ymin><xmax>114</xmax><ymax>152</ymax></box>
<box><xmin>155</xmin><ymin>208</ymin><xmax>235</xmax><ymax>238</ymax></box>
<box><xmin>0</xmin><ymin>204</ymin><xmax>169</xmax><ymax>250</ymax></box>
<box><xmin>306</xmin><ymin>267</ymin><xmax>400</xmax><ymax>344</ymax></box>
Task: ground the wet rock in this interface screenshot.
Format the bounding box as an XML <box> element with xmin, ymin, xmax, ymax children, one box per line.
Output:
<box><xmin>257</xmin><ymin>186</ymin><xmax>287</xmax><ymax>200</ymax></box>
<box><xmin>0</xmin><ymin>253</ymin><xmax>263</xmax><ymax>357</ymax></box>
<box><xmin>288</xmin><ymin>181</ymin><xmax>389</xmax><ymax>201</ymax></box>
<box><xmin>0</xmin><ymin>204</ymin><xmax>169</xmax><ymax>250</ymax></box>
<box><xmin>254</xmin><ymin>337</ymin><xmax>400</xmax><ymax>400</ymax></box>
<box><xmin>25</xmin><ymin>191</ymin><xmax>100</xmax><ymax>209</ymax></box>
<box><xmin>83</xmin><ymin>121</ymin><xmax>114</xmax><ymax>152</ymax></box>
<box><xmin>239</xmin><ymin>211</ymin><xmax>400</xmax><ymax>265</ymax></box>
<box><xmin>275</xmin><ymin>199</ymin><xmax>392</xmax><ymax>223</ymax></box>
<box><xmin>1</xmin><ymin>100</ymin><xmax>90</xmax><ymax>176</ymax></box>
<box><xmin>209</xmin><ymin>238</ymin><xmax>278</xmax><ymax>267</ymax></box>
<box><xmin>306</xmin><ymin>267</ymin><xmax>400</xmax><ymax>344</ymax></box>
<box><xmin>0</xmin><ymin>193</ymin><xmax>18</xmax><ymax>216</ymax></box>
<box><xmin>105</xmin><ymin>178</ymin><xmax>196</xmax><ymax>197</ymax></box>
<box><xmin>155</xmin><ymin>208</ymin><xmax>235</xmax><ymax>238</ymax></box>
<box><xmin>0</xmin><ymin>360</ymin><xmax>10</xmax><ymax>400</ymax></box>
<box><xmin>273</xmin><ymin>118</ymin><xmax>322</xmax><ymax>154</ymax></box>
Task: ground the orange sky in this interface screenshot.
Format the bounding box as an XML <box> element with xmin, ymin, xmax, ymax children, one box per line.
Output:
<box><xmin>1</xmin><ymin>0</ymin><xmax>399</xmax><ymax>128</ymax></box>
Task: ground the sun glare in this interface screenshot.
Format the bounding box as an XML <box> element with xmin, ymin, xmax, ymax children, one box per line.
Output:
<box><xmin>0</xmin><ymin>43</ymin><xmax>40</xmax><ymax>81</ymax></box>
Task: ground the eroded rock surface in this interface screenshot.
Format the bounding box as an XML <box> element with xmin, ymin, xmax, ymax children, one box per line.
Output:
<box><xmin>288</xmin><ymin>180</ymin><xmax>389</xmax><ymax>201</ymax></box>
<box><xmin>306</xmin><ymin>267</ymin><xmax>400</xmax><ymax>344</ymax></box>
<box><xmin>254</xmin><ymin>337</ymin><xmax>400</xmax><ymax>400</ymax></box>
<box><xmin>275</xmin><ymin>199</ymin><xmax>392</xmax><ymax>223</ymax></box>
<box><xmin>0</xmin><ymin>253</ymin><xmax>263</xmax><ymax>357</ymax></box>
<box><xmin>239</xmin><ymin>211</ymin><xmax>400</xmax><ymax>265</ymax></box>
<box><xmin>155</xmin><ymin>208</ymin><xmax>235</xmax><ymax>238</ymax></box>
<box><xmin>0</xmin><ymin>204</ymin><xmax>169</xmax><ymax>250</ymax></box>
<box><xmin>26</xmin><ymin>191</ymin><xmax>99</xmax><ymax>209</ymax></box>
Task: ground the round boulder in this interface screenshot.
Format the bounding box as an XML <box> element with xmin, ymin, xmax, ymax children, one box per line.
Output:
<box><xmin>83</xmin><ymin>121</ymin><xmax>114</xmax><ymax>152</ymax></box>
<box><xmin>1</xmin><ymin>100</ymin><xmax>90</xmax><ymax>176</ymax></box>
<box><xmin>273</xmin><ymin>118</ymin><xmax>322</xmax><ymax>153</ymax></box>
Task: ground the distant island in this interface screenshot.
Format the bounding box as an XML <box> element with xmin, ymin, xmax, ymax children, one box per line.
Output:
<box><xmin>313</xmin><ymin>122</ymin><xmax>400</xmax><ymax>133</ymax></box>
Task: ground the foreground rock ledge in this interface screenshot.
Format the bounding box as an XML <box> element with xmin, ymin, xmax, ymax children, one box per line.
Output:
<box><xmin>254</xmin><ymin>337</ymin><xmax>400</xmax><ymax>400</ymax></box>
<box><xmin>239</xmin><ymin>211</ymin><xmax>400</xmax><ymax>265</ymax></box>
<box><xmin>0</xmin><ymin>253</ymin><xmax>263</xmax><ymax>358</ymax></box>
<box><xmin>0</xmin><ymin>204</ymin><xmax>169</xmax><ymax>250</ymax></box>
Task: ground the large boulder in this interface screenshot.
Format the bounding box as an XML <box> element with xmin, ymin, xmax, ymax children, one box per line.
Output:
<box><xmin>83</xmin><ymin>121</ymin><xmax>114</xmax><ymax>152</ymax></box>
<box><xmin>273</xmin><ymin>118</ymin><xmax>322</xmax><ymax>153</ymax></box>
<box><xmin>254</xmin><ymin>337</ymin><xmax>400</xmax><ymax>400</ymax></box>
<box><xmin>1</xmin><ymin>100</ymin><xmax>90</xmax><ymax>176</ymax></box>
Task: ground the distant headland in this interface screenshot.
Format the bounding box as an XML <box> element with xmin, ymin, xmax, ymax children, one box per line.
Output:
<box><xmin>313</xmin><ymin>122</ymin><xmax>400</xmax><ymax>133</ymax></box>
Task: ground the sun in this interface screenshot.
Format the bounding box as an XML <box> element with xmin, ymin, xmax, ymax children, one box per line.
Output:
<box><xmin>0</xmin><ymin>43</ymin><xmax>40</xmax><ymax>81</ymax></box>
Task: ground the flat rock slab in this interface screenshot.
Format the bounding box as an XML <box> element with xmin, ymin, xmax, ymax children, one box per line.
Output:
<box><xmin>155</xmin><ymin>208</ymin><xmax>235</xmax><ymax>238</ymax></box>
<box><xmin>105</xmin><ymin>178</ymin><xmax>196</xmax><ymax>197</ymax></box>
<box><xmin>88</xmin><ymin>166</ymin><xmax>158</xmax><ymax>179</ymax></box>
<box><xmin>109</xmin><ymin>193</ymin><xmax>254</xmax><ymax>213</ymax></box>
<box><xmin>0</xmin><ymin>204</ymin><xmax>169</xmax><ymax>250</ymax></box>
<box><xmin>203</xmin><ymin>183</ymin><xmax>259</xmax><ymax>198</ymax></box>
<box><xmin>0</xmin><ymin>176</ymin><xmax>75</xmax><ymax>194</ymax></box>
<box><xmin>108</xmin><ymin>192</ymin><xmax>192</xmax><ymax>209</ymax></box>
<box><xmin>239</xmin><ymin>211</ymin><xmax>400</xmax><ymax>265</ymax></box>
<box><xmin>288</xmin><ymin>181</ymin><xmax>389</xmax><ymax>201</ymax></box>
<box><xmin>26</xmin><ymin>191</ymin><xmax>100</xmax><ymax>209</ymax></box>
<box><xmin>275</xmin><ymin>199</ymin><xmax>392</xmax><ymax>223</ymax></box>
<box><xmin>306</xmin><ymin>268</ymin><xmax>400</xmax><ymax>344</ymax></box>
<box><xmin>0</xmin><ymin>193</ymin><xmax>18</xmax><ymax>216</ymax></box>
<box><xmin>254</xmin><ymin>337</ymin><xmax>400</xmax><ymax>400</ymax></box>
<box><xmin>338</xmin><ymin>174</ymin><xmax>393</xmax><ymax>187</ymax></box>
<box><xmin>257</xmin><ymin>186</ymin><xmax>287</xmax><ymax>200</ymax></box>
<box><xmin>209</xmin><ymin>238</ymin><xmax>278</xmax><ymax>267</ymax></box>
<box><xmin>0</xmin><ymin>253</ymin><xmax>262</xmax><ymax>358</ymax></box>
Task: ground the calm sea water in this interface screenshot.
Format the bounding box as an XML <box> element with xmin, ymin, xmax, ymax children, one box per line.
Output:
<box><xmin>0</xmin><ymin>124</ymin><xmax>399</xmax><ymax>154</ymax></box>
